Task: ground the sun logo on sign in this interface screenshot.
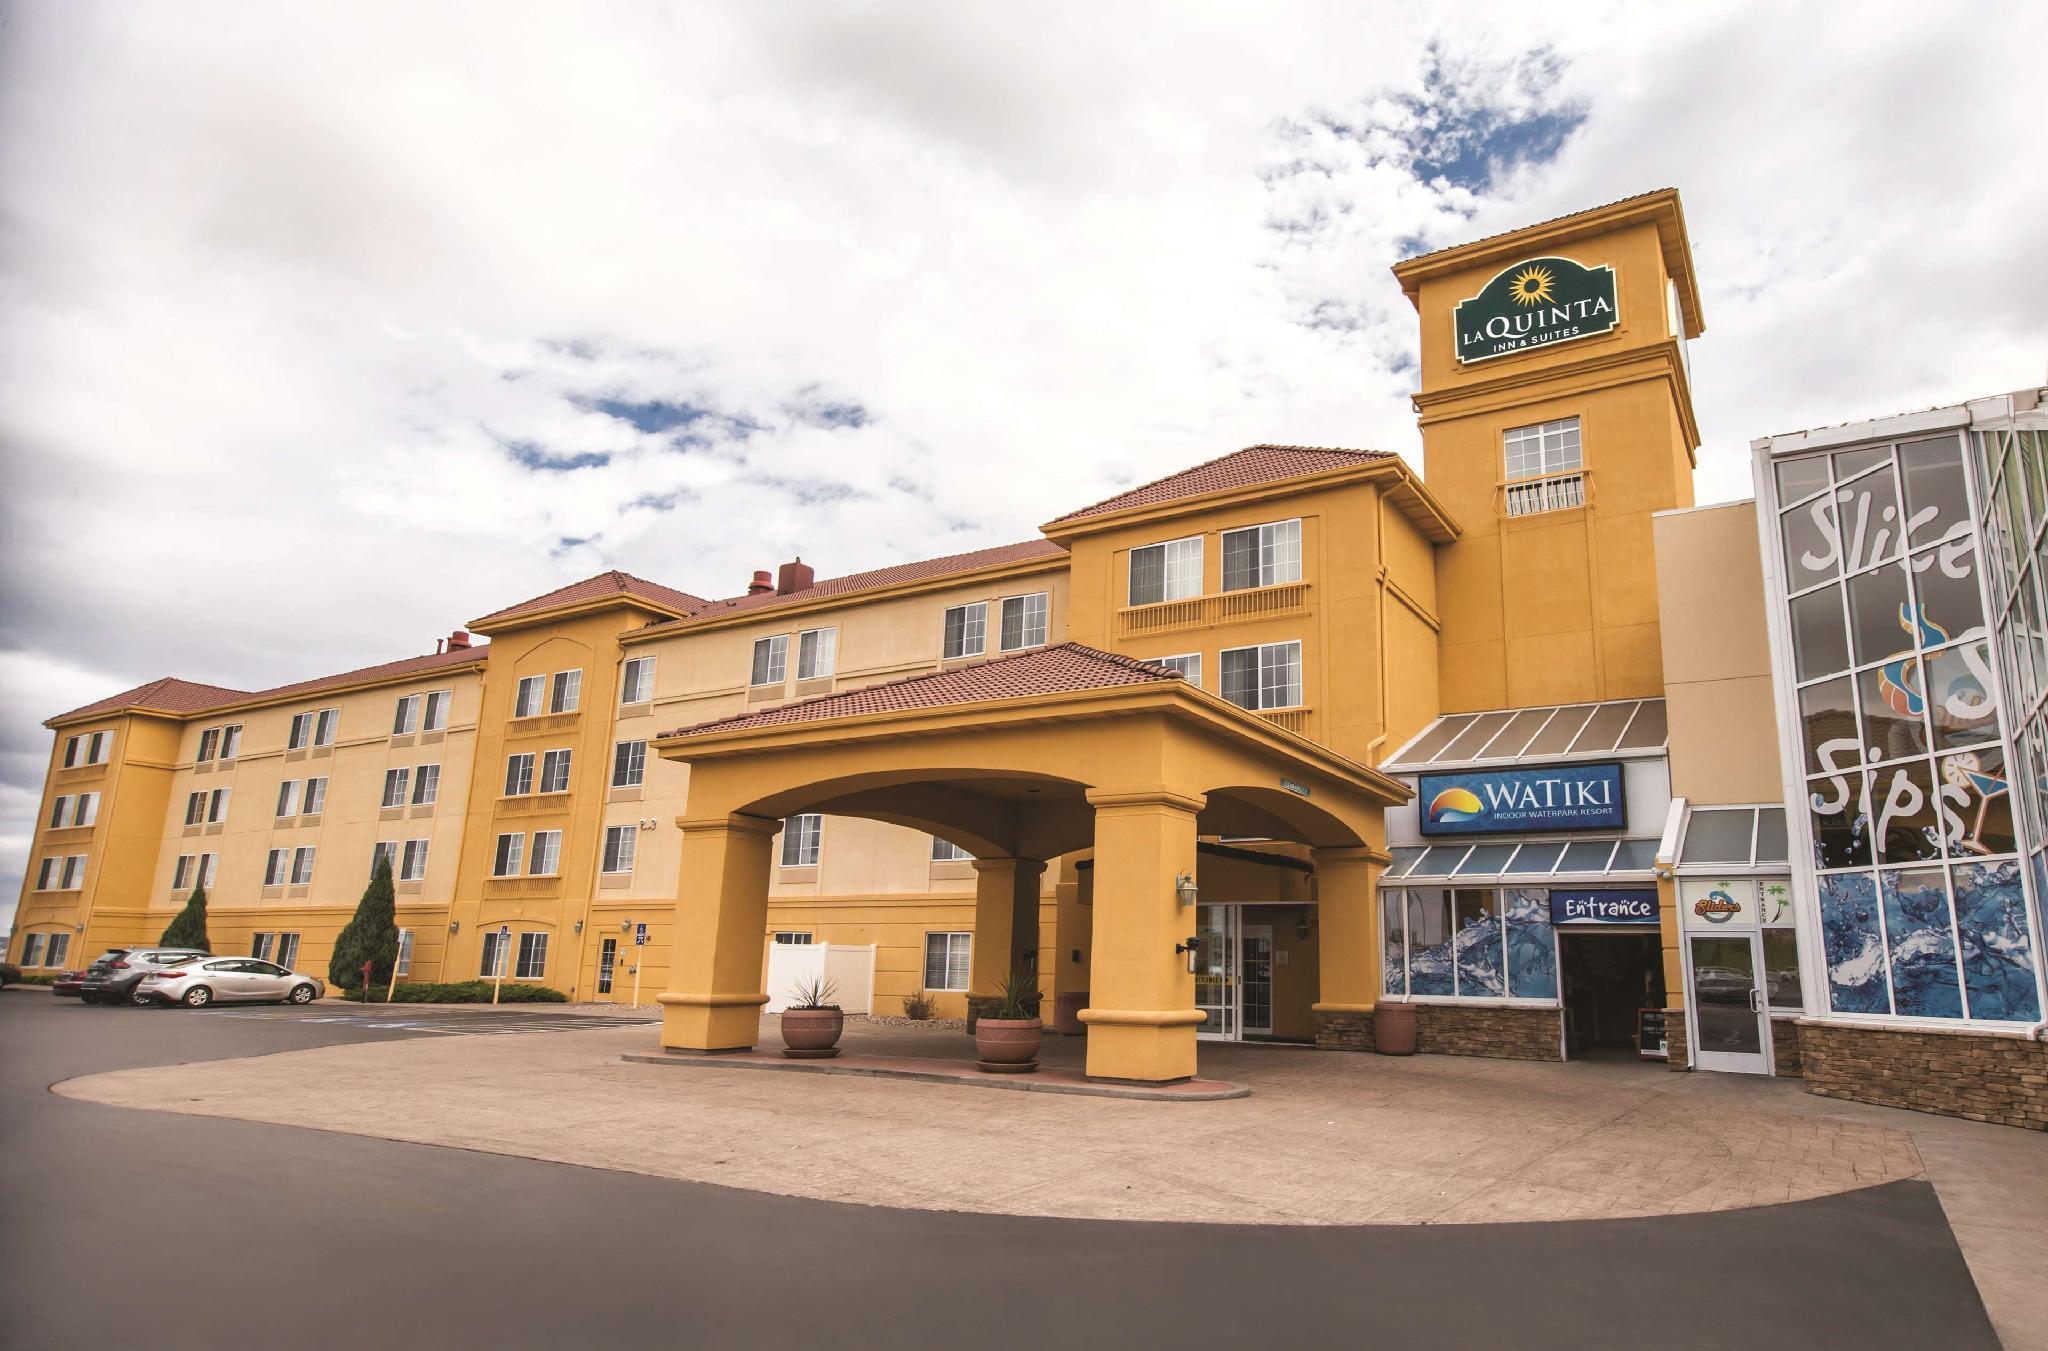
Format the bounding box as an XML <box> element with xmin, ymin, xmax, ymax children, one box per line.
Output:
<box><xmin>1508</xmin><ymin>266</ymin><xmax>1555</xmax><ymax>307</ymax></box>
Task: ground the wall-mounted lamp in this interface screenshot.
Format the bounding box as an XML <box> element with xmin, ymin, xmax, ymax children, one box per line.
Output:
<box><xmin>573</xmin><ymin>918</ymin><xmax>584</xmax><ymax>935</ymax></box>
<box><xmin>1174</xmin><ymin>870</ymin><xmax>1199</xmax><ymax>908</ymax></box>
<box><xmin>448</xmin><ymin>920</ymin><xmax>461</xmax><ymax>934</ymax></box>
<box><xmin>621</xmin><ymin>918</ymin><xmax>634</xmax><ymax>933</ymax></box>
<box><xmin>1296</xmin><ymin>912</ymin><xmax>1314</xmax><ymax>941</ymax></box>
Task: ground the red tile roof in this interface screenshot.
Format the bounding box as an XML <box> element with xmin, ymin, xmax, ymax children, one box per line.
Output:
<box><xmin>48</xmin><ymin>645</ymin><xmax>488</xmax><ymax>726</ymax></box>
<box><xmin>1392</xmin><ymin>188</ymin><xmax>1677</xmax><ymax>268</ymax></box>
<box><xmin>1046</xmin><ymin>445</ymin><xmax>1396</xmax><ymax>525</ymax></box>
<box><xmin>643</xmin><ymin>539</ymin><xmax>1067</xmax><ymax>631</ymax></box>
<box><xmin>471</xmin><ymin>570</ymin><xmax>709</xmax><ymax>628</ymax></box>
<box><xmin>51</xmin><ymin>676</ymin><xmax>255</xmax><ymax>723</ymax></box>
<box><xmin>666</xmin><ymin>643</ymin><xmax>1182</xmax><ymax>738</ymax></box>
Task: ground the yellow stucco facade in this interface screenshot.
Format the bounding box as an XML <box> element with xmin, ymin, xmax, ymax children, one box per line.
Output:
<box><xmin>16</xmin><ymin>190</ymin><xmax>1725</xmax><ymax>1084</ymax></box>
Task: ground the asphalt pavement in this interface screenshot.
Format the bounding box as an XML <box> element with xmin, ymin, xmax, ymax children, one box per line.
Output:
<box><xmin>0</xmin><ymin>989</ymin><xmax>2002</xmax><ymax>1350</ymax></box>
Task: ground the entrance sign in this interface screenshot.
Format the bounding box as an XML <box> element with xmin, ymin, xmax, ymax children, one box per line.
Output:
<box><xmin>1418</xmin><ymin>762</ymin><xmax>1626</xmax><ymax>836</ymax></box>
<box><xmin>1454</xmin><ymin>256</ymin><xmax>1619</xmax><ymax>364</ymax></box>
<box><xmin>1550</xmin><ymin>889</ymin><xmax>1658</xmax><ymax>924</ymax></box>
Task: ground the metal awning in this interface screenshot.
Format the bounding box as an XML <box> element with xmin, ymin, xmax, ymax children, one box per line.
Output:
<box><xmin>1672</xmin><ymin>803</ymin><xmax>1790</xmax><ymax>872</ymax></box>
<box><xmin>1381</xmin><ymin>836</ymin><xmax>1661</xmax><ymax>888</ymax></box>
<box><xmin>1384</xmin><ymin>698</ymin><xmax>1668</xmax><ymax>772</ymax></box>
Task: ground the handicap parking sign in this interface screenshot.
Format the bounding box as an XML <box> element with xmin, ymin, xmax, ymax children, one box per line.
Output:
<box><xmin>634</xmin><ymin>922</ymin><xmax>648</xmax><ymax>946</ymax></box>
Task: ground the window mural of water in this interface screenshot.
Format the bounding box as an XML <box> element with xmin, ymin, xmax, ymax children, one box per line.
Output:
<box><xmin>1954</xmin><ymin>860</ymin><xmax>2041</xmax><ymax>1021</ymax></box>
<box><xmin>1880</xmin><ymin>868</ymin><xmax>1962</xmax><ymax>1018</ymax></box>
<box><xmin>1379</xmin><ymin>886</ymin><xmax>1559</xmax><ymax>1002</ymax></box>
<box><xmin>1505</xmin><ymin>889</ymin><xmax>1558</xmax><ymax>999</ymax></box>
<box><xmin>1818</xmin><ymin>872</ymin><xmax>1888</xmax><ymax>1014</ymax></box>
<box><xmin>1452</xmin><ymin>891</ymin><xmax>1503</xmax><ymax>994</ymax></box>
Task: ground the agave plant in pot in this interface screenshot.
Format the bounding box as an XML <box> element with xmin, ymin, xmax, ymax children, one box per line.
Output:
<box><xmin>780</xmin><ymin>974</ymin><xmax>843</xmax><ymax>1059</ymax></box>
<box><xmin>973</xmin><ymin>964</ymin><xmax>1042</xmax><ymax>1073</ymax></box>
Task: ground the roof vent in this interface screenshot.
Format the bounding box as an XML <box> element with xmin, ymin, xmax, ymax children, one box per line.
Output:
<box><xmin>447</xmin><ymin>630</ymin><xmax>473</xmax><ymax>651</ymax></box>
<box><xmin>775</xmin><ymin>558</ymin><xmax>815</xmax><ymax>596</ymax></box>
<box><xmin>747</xmin><ymin>570</ymin><xmax>774</xmax><ymax>595</ymax></box>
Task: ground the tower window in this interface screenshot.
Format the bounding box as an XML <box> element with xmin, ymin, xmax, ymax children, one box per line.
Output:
<box><xmin>1502</xmin><ymin>417</ymin><xmax>1585</xmax><ymax>517</ymax></box>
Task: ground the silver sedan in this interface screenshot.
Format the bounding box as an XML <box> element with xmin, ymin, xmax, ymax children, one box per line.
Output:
<box><xmin>139</xmin><ymin>958</ymin><xmax>325</xmax><ymax>1008</ymax></box>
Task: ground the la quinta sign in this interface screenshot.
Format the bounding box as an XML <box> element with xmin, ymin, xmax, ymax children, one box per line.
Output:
<box><xmin>1453</xmin><ymin>255</ymin><xmax>1618</xmax><ymax>363</ymax></box>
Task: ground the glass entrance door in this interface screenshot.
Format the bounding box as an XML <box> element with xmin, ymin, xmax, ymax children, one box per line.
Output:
<box><xmin>1687</xmin><ymin>934</ymin><xmax>1772</xmax><ymax>1074</ymax></box>
<box><xmin>1240</xmin><ymin>925</ymin><xmax>1273</xmax><ymax>1035</ymax></box>
<box><xmin>1194</xmin><ymin>905</ymin><xmax>1237</xmax><ymax>1040</ymax></box>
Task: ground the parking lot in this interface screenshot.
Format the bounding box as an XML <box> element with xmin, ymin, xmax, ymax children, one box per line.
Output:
<box><xmin>199</xmin><ymin>1004</ymin><xmax>658</xmax><ymax>1035</ymax></box>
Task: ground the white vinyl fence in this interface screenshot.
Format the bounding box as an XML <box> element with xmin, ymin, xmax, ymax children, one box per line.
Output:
<box><xmin>763</xmin><ymin>942</ymin><xmax>876</xmax><ymax>1014</ymax></box>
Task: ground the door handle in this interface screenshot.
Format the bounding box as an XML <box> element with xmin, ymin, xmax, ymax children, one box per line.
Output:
<box><xmin>1748</xmin><ymin>989</ymin><xmax>1763</xmax><ymax>1013</ymax></box>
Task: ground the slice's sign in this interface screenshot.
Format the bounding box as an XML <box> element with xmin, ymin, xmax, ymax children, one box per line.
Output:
<box><xmin>1453</xmin><ymin>255</ymin><xmax>1618</xmax><ymax>363</ymax></box>
<box><xmin>1418</xmin><ymin>761</ymin><xmax>1626</xmax><ymax>836</ymax></box>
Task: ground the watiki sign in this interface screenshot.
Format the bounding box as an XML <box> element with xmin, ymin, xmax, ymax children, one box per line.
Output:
<box><xmin>1418</xmin><ymin>762</ymin><xmax>1627</xmax><ymax>837</ymax></box>
<box><xmin>1454</xmin><ymin>256</ymin><xmax>1619</xmax><ymax>364</ymax></box>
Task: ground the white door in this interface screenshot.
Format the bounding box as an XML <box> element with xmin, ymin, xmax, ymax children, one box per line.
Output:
<box><xmin>1686</xmin><ymin>933</ymin><xmax>1773</xmax><ymax>1074</ymax></box>
<box><xmin>1194</xmin><ymin>905</ymin><xmax>1238</xmax><ymax>1040</ymax></box>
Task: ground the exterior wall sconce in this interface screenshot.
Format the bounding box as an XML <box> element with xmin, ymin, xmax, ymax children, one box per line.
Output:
<box><xmin>1296</xmin><ymin>912</ymin><xmax>1314</xmax><ymax>941</ymax></box>
<box><xmin>621</xmin><ymin>918</ymin><xmax>634</xmax><ymax>932</ymax></box>
<box><xmin>448</xmin><ymin>920</ymin><xmax>461</xmax><ymax>934</ymax></box>
<box><xmin>1175</xmin><ymin>871</ymin><xmax>1199</xmax><ymax>907</ymax></box>
<box><xmin>573</xmin><ymin>918</ymin><xmax>584</xmax><ymax>934</ymax></box>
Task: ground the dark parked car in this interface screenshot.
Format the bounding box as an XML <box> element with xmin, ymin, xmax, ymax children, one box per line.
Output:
<box><xmin>53</xmin><ymin>968</ymin><xmax>89</xmax><ymax>998</ymax></box>
<box><xmin>0</xmin><ymin>961</ymin><xmax>21</xmax><ymax>988</ymax></box>
<box><xmin>79</xmin><ymin>947</ymin><xmax>211</xmax><ymax>1005</ymax></box>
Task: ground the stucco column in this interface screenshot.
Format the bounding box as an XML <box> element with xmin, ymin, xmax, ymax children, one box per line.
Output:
<box><xmin>657</xmin><ymin>813</ymin><xmax>778</xmax><ymax>1053</ymax></box>
<box><xmin>1311</xmin><ymin>845</ymin><xmax>1382</xmax><ymax>1049</ymax></box>
<box><xmin>968</xmin><ymin>857</ymin><xmax>1046</xmax><ymax>1023</ymax></box>
<box><xmin>1078</xmin><ymin>788</ymin><xmax>1206</xmax><ymax>1083</ymax></box>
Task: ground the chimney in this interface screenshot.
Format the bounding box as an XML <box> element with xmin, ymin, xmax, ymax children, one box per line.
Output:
<box><xmin>447</xmin><ymin>629</ymin><xmax>473</xmax><ymax>651</ymax></box>
<box><xmin>747</xmin><ymin>570</ymin><xmax>774</xmax><ymax>595</ymax></box>
<box><xmin>775</xmin><ymin>557</ymin><xmax>815</xmax><ymax>596</ymax></box>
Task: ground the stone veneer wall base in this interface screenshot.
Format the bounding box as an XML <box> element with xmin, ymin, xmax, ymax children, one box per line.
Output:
<box><xmin>1770</xmin><ymin>1016</ymin><xmax>1803</xmax><ymax>1077</ymax></box>
<box><xmin>1313</xmin><ymin>1009</ymin><xmax>1373</xmax><ymax>1051</ymax></box>
<box><xmin>1315</xmin><ymin>1005</ymin><xmax>1561</xmax><ymax>1060</ymax></box>
<box><xmin>1797</xmin><ymin>1018</ymin><xmax>2045</xmax><ymax>1131</ymax></box>
<box><xmin>1665</xmin><ymin>1006</ymin><xmax>1690</xmax><ymax>1072</ymax></box>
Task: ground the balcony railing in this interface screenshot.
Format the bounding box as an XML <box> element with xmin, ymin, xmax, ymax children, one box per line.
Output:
<box><xmin>1256</xmin><ymin>707</ymin><xmax>1312</xmax><ymax>736</ymax></box>
<box><xmin>1502</xmin><ymin>470</ymin><xmax>1587</xmax><ymax>518</ymax></box>
<box><xmin>1117</xmin><ymin>581</ymin><xmax>1310</xmax><ymax>638</ymax></box>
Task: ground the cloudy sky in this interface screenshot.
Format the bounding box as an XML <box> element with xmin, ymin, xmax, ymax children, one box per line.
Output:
<box><xmin>1</xmin><ymin>1</ymin><xmax>2043</xmax><ymax>930</ymax></box>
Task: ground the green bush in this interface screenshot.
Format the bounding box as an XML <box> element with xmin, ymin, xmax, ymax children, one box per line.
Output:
<box><xmin>331</xmin><ymin>857</ymin><xmax>399</xmax><ymax>992</ymax></box>
<box><xmin>358</xmin><ymin>980</ymin><xmax>569</xmax><ymax>1005</ymax></box>
<box><xmin>901</xmin><ymin>989</ymin><xmax>939</xmax><ymax>1020</ymax></box>
<box><xmin>160</xmin><ymin>883</ymin><xmax>211</xmax><ymax>950</ymax></box>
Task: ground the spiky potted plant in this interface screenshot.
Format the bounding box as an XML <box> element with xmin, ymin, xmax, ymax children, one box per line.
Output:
<box><xmin>780</xmin><ymin>974</ymin><xmax>843</xmax><ymax>1059</ymax></box>
<box><xmin>973</xmin><ymin>963</ymin><xmax>1042</xmax><ymax>1073</ymax></box>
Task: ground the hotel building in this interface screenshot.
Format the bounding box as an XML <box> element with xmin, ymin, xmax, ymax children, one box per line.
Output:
<box><xmin>13</xmin><ymin>190</ymin><xmax>2044</xmax><ymax>1126</ymax></box>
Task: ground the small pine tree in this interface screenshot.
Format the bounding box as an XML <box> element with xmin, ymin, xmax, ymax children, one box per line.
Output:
<box><xmin>330</xmin><ymin>855</ymin><xmax>400</xmax><ymax>994</ymax></box>
<box><xmin>160</xmin><ymin>884</ymin><xmax>212</xmax><ymax>950</ymax></box>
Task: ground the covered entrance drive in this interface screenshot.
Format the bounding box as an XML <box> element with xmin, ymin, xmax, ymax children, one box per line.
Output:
<box><xmin>648</xmin><ymin>645</ymin><xmax>1407</xmax><ymax>1083</ymax></box>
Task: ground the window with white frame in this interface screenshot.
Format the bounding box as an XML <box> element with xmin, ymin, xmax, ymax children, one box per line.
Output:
<box><xmin>621</xmin><ymin>655</ymin><xmax>655</xmax><ymax>704</ymax></box>
<box><xmin>206</xmin><ymin>787</ymin><xmax>230</xmax><ymax>823</ymax></box>
<box><xmin>372</xmin><ymin>841</ymin><xmax>399</xmax><ymax>879</ymax></box>
<box><xmin>602</xmin><ymin>824</ymin><xmax>637</xmax><ymax>874</ymax></box>
<box><xmin>492</xmin><ymin>832</ymin><xmax>525</xmax><ymax>877</ymax></box>
<box><xmin>999</xmin><ymin>593</ymin><xmax>1048</xmax><ymax>651</ymax></box>
<box><xmin>45</xmin><ymin>932</ymin><xmax>70</xmax><ymax>968</ymax></box>
<box><xmin>411</xmin><ymin>764</ymin><xmax>439</xmax><ymax>805</ymax></box>
<box><xmin>422</xmin><ymin>691</ymin><xmax>450</xmax><ymax>732</ymax></box>
<box><xmin>185</xmin><ymin>791</ymin><xmax>207</xmax><ymax>826</ymax></box>
<box><xmin>781</xmin><ymin>814</ymin><xmax>822</xmax><ymax>867</ymax></box>
<box><xmin>290</xmin><ymin>847</ymin><xmax>316</xmax><ymax>885</ymax></box>
<box><xmin>515</xmin><ymin>932</ymin><xmax>549</xmax><ymax>979</ymax></box>
<box><xmin>314</xmin><ymin>709</ymin><xmax>338</xmax><ymax>746</ymax></box>
<box><xmin>923</xmin><ymin>932</ymin><xmax>972</xmax><ymax>990</ymax></box>
<box><xmin>1219</xmin><ymin>641</ymin><xmax>1302</xmax><ymax>711</ymax></box>
<box><xmin>931</xmin><ymin>836</ymin><xmax>973</xmax><ymax>862</ymax></box>
<box><xmin>35</xmin><ymin>857</ymin><xmax>56</xmax><ymax>890</ymax></box>
<box><xmin>87</xmin><ymin>731</ymin><xmax>109</xmax><ymax>763</ymax></box>
<box><xmin>200</xmin><ymin>853</ymin><xmax>218</xmax><ymax>887</ymax></box>
<box><xmin>514</xmin><ymin>675</ymin><xmax>546</xmax><ymax>718</ymax></box>
<box><xmin>549</xmin><ymin>669</ymin><xmax>581</xmax><ymax>713</ymax></box>
<box><xmin>797</xmin><ymin>627</ymin><xmax>836</xmax><ymax>679</ymax></box>
<box><xmin>504</xmin><ymin>752</ymin><xmax>535</xmax><ymax>796</ymax></box>
<box><xmin>21</xmin><ymin>934</ymin><xmax>44</xmax><ymax>966</ymax></box>
<box><xmin>264</xmin><ymin>848</ymin><xmax>290</xmax><ymax>886</ymax></box>
<box><xmin>381</xmin><ymin>768</ymin><xmax>411</xmax><ymax>809</ymax></box>
<box><xmin>277</xmin><ymin>780</ymin><xmax>301</xmax><ymax>818</ymax></box>
<box><xmin>528</xmin><ymin>830</ymin><xmax>562</xmax><ymax>876</ymax></box>
<box><xmin>480</xmin><ymin>930</ymin><xmax>508</xmax><ymax>978</ymax></box>
<box><xmin>219</xmin><ymin>724</ymin><xmax>241</xmax><ymax>758</ymax></box>
<box><xmin>1129</xmin><ymin>537</ymin><xmax>1204</xmax><ymax>607</ymax></box>
<box><xmin>612</xmin><ymin>740</ymin><xmax>646</xmax><ymax>788</ymax></box>
<box><xmin>400</xmin><ymin>838</ymin><xmax>429</xmax><ymax>882</ymax></box>
<box><xmin>750</xmin><ymin>635</ymin><xmax>788</xmax><ymax>686</ymax></box>
<box><xmin>302</xmin><ymin>777</ymin><xmax>327</xmax><ymax>814</ymax></box>
<box><xmin>195</xmin><ymin>728</ymin><xmax>219</xmax><ymax>763</ymax></box>
<box><xmin>276</xmin><ymin>932</ymin><xmax>301</xmax><ymax>969</ymax></box>
<box><xmin>288</xmin><ymin>712</ymin><xmax>315</xmax><ymax>750</ymax></box>
<box><xmin>1502</xmin><ymin>417</ymin><xmax>1585</xmax><ymax>517</ymax></box>
<box><xmin>252</xmin><ymin>931</ymin><xmax>276</xmax><ymax>962</ymax></box>
<box><xmin>395</xmin><ymin>929</ymin><xmax>414</xmax><ymax>978</ymax></box>
<box><xmin>173</xmin><ymin>854</ymin><xmax>198</xmax><ymax>890</ymax></box>
<box><xmin>392</xmin><ymin>693</ymin><xmax>422</xmax><ymax>735</ymax></box>
<box><xmin>1153</xmin><ymin>653</ymin><xmax>1202</xmax><ymax>686</ymax></box>
<box><xmin>1221</xmin><ymin>519</ymin><xmax>1302</xmax><ymax>592</ymax></box>
<box><xmin>58</xmin><ymin>856</ymin><xmax>86</xmax><ymax>889</ymax></box>
<box><xmin>62</xmin><ymin>736</ymin><xmax>82</xmax><ymax>768</ymax></box>
<box><xmin>49</xmin><ymin>795</ymin><xmax>70</xmax><ymax>828</ymax></box>
<box><xmin>942</xmin><ymin>603</ymin><xmax>986</xmax><ymax>659</ymax></box>
<box><xmin>772</xmin><ymin>931</ymin><xmax>814</xmax><ymax>945</ymax></box>
<box><xmin>50</xmin><ymin>793</ymin><xmax>99</xmax><ymax>828</ymax></box>
<box><xmin>539</xmin><ymin>748</ymin><xmax>573</xmax><ymax>794</ymax></box>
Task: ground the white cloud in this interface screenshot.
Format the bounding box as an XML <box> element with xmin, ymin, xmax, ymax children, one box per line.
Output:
<box><xmin>2</xmin><ymin>1</ymin><xmax>2043</xmax><ymax>928</ymax></box>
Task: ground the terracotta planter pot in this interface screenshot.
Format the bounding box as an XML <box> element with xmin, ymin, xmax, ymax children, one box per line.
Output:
<box><xmin>974</xmin><ymin>1017</ymin><xmax>1042</xmax><ymax>1072</ymax></box>
<box><xmin>780</xmin><ymin>1007</ymin><xmax>844</xmax><ymax>1058</ymax></box>
<box><xmin>1374</xmin><ymin>1002</ymin><xmax>1417</xmax><ymax>1056</ymax></box>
